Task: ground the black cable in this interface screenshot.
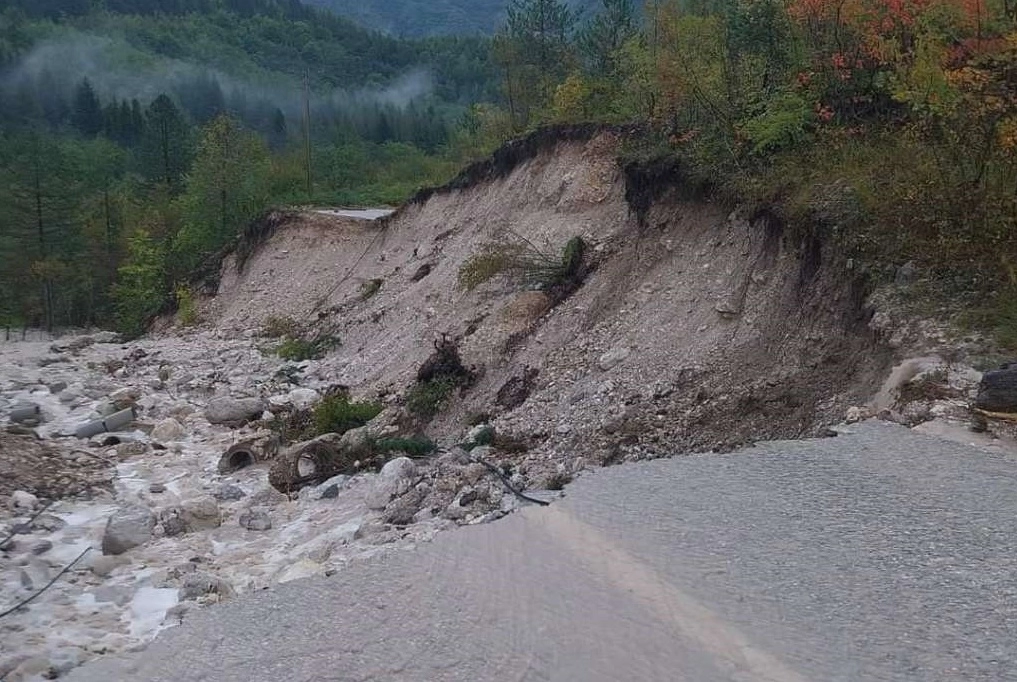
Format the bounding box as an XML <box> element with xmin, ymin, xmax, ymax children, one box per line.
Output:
<box><xmin>0</xmin><ymin>500</ymin><xmax>52</xmax><ymax>551</ymax></box>
<box><xmin>0</xmin><ymin>547</ymin><xmax>91</xmax><ymax>620</ymax></box>
<box><xmin>471</xmin><ymin>455</ymin><xmax>550</xmax><ymax>507</ymax></box>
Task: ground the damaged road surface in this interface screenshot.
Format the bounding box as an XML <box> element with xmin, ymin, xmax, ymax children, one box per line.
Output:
<box><xmin>67</xmin><ymin>421</ymin><xmax>1017</xmax><ymax>682</ymax></box>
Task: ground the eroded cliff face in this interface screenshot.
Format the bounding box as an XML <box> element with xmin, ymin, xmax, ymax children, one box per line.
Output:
<box><xmin>206</xmin><ymin>127</ymin><xmax>889</xmax><ymax>461</ymax></box>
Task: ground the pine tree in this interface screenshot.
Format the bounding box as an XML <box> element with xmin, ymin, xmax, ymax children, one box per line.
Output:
<box><xmin>139</xmin><ymin>94</ymin><xmax>192</xmax><ymax>188</ymax></box>
<box><xmin>71</xmin><ymin>78</ymin><xmax>103</xmax><ymax>137</ymax></box>
<box><xmin>579</xmin><ymin>0</ymin><xmax>637</xmax><ymax>76</ymax></box>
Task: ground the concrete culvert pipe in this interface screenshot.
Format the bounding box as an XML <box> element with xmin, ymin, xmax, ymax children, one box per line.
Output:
<box><xmin>75</xmin><ymin>407</ymin><xmax>137</xmax><ymax>439</ymax></box>
<box><xmin>9</xmin><ymin>404</ymin><xmax>41</xmax><ymax>424</ymax></box>
<box><xmin>216</xmin><ymin>437</ymin><xmax>280</xmax><ymax>474</ymax></box>
<box><xmin>268</xmin><ymin>439</ymin><xmax>356</xmax><ymax>493</ymax></box>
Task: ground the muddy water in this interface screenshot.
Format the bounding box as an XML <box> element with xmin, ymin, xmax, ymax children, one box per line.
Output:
<box><xmin>0</xmin><ymin>332</ymin><xmax>443</xmax><ymax>680</ymax></box>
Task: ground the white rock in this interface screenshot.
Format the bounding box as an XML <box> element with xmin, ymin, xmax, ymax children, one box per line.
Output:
<box><xmin>598</xmin><ymin>346</ymin><xmax>631</xmax><ymax>371</ymax></box>
<box><xmin>277</xmin><ymin>559</ymin><xmax>325</xmax><ymax>584</ymax></box>
<box><xmin>151</xmin><ymin>418</ymin><xmax>186</xmax><ymax>442</ymax></box>
<box><xmin>10</xmin><ymin>490</ymin><xmax>38</xmax><ymax>509</ymax></box>
<box><xmin>205</xmin><ymin>396</ymin><xmax>266</xmax><ymax>425</ymax></box>
<box><xmin>845</xmin><ymin>406</ymin><xmax>870</xmax><ymax>424</ymax></box>
<box><xmin>365</xmin><ymin>457</ymin><xmax>417</xmax><ymax>510</ymax></box>
<box><xmin>287</xmin><ymin>388</ymin><xmax>320</xmax><ymax>410</ymax></box>
<box><xmin>102</xmin><ymin>505</ymin><xmax>156</xmax><ymax>555</ymax></box>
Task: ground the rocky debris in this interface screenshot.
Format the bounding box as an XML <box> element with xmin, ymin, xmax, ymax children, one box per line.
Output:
<box><xmin>151</xmin><ymin>418</ymin><xmax>186</xmax><ymax>442</ymax></box>
<box><xmin>597</xmin><ymin>346</ymin><xmax>631</xmax><ymax>372</ymax></box>
<box><xmin>496</xmin><ymin>367</ymin><xmax>539</xmax><ymax>409</ymax></box>
<box><xmin>382</xmin><ymin>487</ymin><xmax>426</xmax><ymax>525</ymax></box>
<box><xmin>365</xmin><ymin>457</ymin><xmax>418</xmax><ymax>510</ymax></box>
<box><xmin>213</xmin><ymin>483</ymin><xmax>246</xmax><ymax>501</ymax></box>
<box><xmin>180</xmin><ymin>496</ymin><xmax>222</xmax><ymax>532</ymax></box>
<box><xmin>50</xmin><ymin>335</ymin><xmax>95</xmax><ymax>353</ymax></box>
<box><xmin>0</xmin><ymin>432</ymin><xmax>112</xmax><ymax>500</ymax></box>
<box><xmin>975</xmin><ymin>364</ymin><xmax>1017</xmax><ymax>413</ymax></box>
<box><xmin>101</xmin><ymin>505</ymin><xmax>156</xmax><ymax>555</ymax></box>
<box><xmin>277</xmin><ymin>559</ymin><xmax>325</xmax><ymax>583</ymax></box>
<box><xmin>238</xmin><ymin>508</ymin><xmax>272</xmax><ymax>531</ymax></box>
<box><xmin>180</xmin><ymin>572</ymin><xmax>236</xmax><ymax>602</ymax></box>
<box><xmin>86</xmin><ymin>554</ymin><xmax>129</xmax><ymax>578</ymax></box>
<box><xmin>109</xmin><ymin>387</ymin><xmax>141</xmax><ymax>410</ymax></box>
<box><xmin>204</xmin><ymin>396</ymin><xmax>266</xmax><ymax>425</ymax></box>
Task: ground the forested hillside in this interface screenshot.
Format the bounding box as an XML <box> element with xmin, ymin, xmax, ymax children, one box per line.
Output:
<box><xmin>2</xmin><ymin>0</ymin><xmax>1017</xmax><ymax>347</ymax></box>
<box><xmin>0</xmin><ymin>0</ymin><xmax>497</xmax><ymax>335</ymax></box>
<box><xmin>303</xmin><ymin>0</ymin><xmax>602</xmax><ymax>37</ymax></box>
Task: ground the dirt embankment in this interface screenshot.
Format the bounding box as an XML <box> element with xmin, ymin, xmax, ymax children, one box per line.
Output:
<box><xmin>203</xmin><ymin>127</ymin><xmax>891</xmax><ymax>467</ymax></box>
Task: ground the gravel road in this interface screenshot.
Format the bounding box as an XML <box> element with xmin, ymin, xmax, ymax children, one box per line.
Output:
<box><xmin>66</xmin><ymin>420</ymin><xmax>1017</xmax><ymax>681</ymax></box>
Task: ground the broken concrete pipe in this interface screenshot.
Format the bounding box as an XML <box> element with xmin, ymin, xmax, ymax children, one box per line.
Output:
<box><xmin>217</xmin><ymin>437</ymin><xmax>280</xmax><ymax>474</ymax></box>
<box><xmin>9</xmin><ymin>404</ymin><xmax>41</xmax><ymax>423</ymax></box>
<box><xmin>268</xmin><ymin>439</ymin><xmax>355</xmax><ymax>494</ymax></box>
<box><xmin>74</xmin><ymin>407</ymin><xmax>137</xmax><ymax>439</ymax></box>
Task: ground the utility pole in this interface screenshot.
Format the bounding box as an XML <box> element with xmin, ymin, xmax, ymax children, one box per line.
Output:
<box><xmin>303</xmin><ymin>74</ymin><xmax>313</xmax><ymax>201</ymax></box>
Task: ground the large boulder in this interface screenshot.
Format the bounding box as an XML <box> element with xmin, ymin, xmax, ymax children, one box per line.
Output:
<box><xmin>205</xmin><ymin>397</ymin><xmax>266</xmax><ymax>425</ymax></box>
<box><xmin>102</xmin><ymin>505</ymin><xmax>156</xmax><ymax>555</ymax></box>
<box><xmin>365</xmin><ymin>457</ymin><xmax>418</xmax><ymax>511</ymax></box>
<box><xmin>975</xmin><ymin>364</ymin><xmax>1017</xmax><ymax>412</ymax></box>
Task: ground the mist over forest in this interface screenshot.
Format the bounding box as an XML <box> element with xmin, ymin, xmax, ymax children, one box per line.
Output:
<box><xmin>3</xmin><ymin>0</ymin><xmax>1016</xmax><ymax>356</ymax></box>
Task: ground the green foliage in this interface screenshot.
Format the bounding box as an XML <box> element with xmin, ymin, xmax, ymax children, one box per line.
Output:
<box><xmin>260</xmin><ymin>315</ymin><xmax>302</xmax><ymax>339</ymax></box>
<box><xmin>313</xmin><ymin>394</ymin><xmax>383</xmax><ymax>436</ymax></box>
<box><xmin>175</xmin><ymin>284</ymin><xmax>198</xmax><ymax>326</ymax></box>
<box><xmin>112</xmin><ymin>229</ymin><xmax>166</xmax><ymax>339</ymax></box>
<box><xmin>458</xmin><ymin>243</ymin><xmax>525</xmax><ymax>290</ymax></box>
<box><xmin>372</xmin><ymin>436</ymin><xmax>437</xmax><ymax>457</ymax></box>
<box><xmin>406</xmin><ymin>378</ymin><xmax>456</xmax><ymax>419</ymax></box>
<box><xmin>458</xmin><ymin>234</ymin><xmax>587</xmax><ymax>292</ymax></box>
<box><xmin>740</xmin><ymin>91</ymin><xmax>814</xmax><ymax>155</ymax></box>
<box><xmin>173</xmin><ymin>115</ymin><xmax>272</xmax><ymax>275</ymax></box>
<box><xmin>275</xmin><ymin>334</ymin><xmax>341</xmax><ymax>361</ymax></box>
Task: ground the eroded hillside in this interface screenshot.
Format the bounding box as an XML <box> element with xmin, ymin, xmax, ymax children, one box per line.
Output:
<box><xmin>204</xmin><ymin>127</ymin><xmax>891</xmax><ymax>467</ymax></box>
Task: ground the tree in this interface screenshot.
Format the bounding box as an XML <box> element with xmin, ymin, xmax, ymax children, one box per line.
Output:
<box><xmin>71</xmin><ymin>78</ymin><xmax>103</xmax><ymax>137</ymax></box>
<box><xmin>113</xmin><ymin>229</ymin><xmax>166</xmax><ymax>339</ymax></box>
<box><xmin>173</xmin><ymin>114</ymin><xmax>271</xmax><ymax>274</ymax></box>
<box><xmin>495</xmin><ymin>0</ymin><xmax>578</xmax><ymax>126</ymax></box>
<box><xmin>578</xmin><ymin>0</ymin><xmax>637</xmax><ymax>76</ymax></box>
<box><xmin>139</xmin><ymin>94</ymin><xmax>193</xmax><ymax>188</ymax></box>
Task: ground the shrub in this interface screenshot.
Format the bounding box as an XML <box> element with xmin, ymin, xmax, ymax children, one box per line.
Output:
<box><xmin>458</xmin><ymin>235</ymin><xmax>588</xmax><ymax>298</ymax></box>
<box><xmin>261</xmin><ymin>315</ymin><xmax>302</xmax><ymax>339</ymax></box>
<box><xmin>406</xmin><ymin>378</ymin><xmax>456</xmax><ymax>419</ymax></box>
<box><xmin>275</xmin><ymin>334</ymin><xmax>340</xmax><ymax>361</ymax></box>
<box><xmin>175</xmin><ymin>285</ymin><xmax>198</xmax><ymax>326</ymax></box>
<box><xmin>313</xmin><ymin>395</ymin><xmax>383</xmax><ymax>436</ymax></box>
<box><xmin>458</xmin><ymin>244</ymin><xmax>525</xmax><ymax>290</ymax></box>
<box><xmin>373</xmin><ymin>436</ymin><xmax>436</xmax><ymax>457</ymax></box>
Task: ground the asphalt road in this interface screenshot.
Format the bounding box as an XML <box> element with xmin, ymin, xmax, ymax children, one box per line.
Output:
<box><xmin>67</xmin><ymin>421</ymin><xmax>1017</xmax><ymax>681</ymax></box>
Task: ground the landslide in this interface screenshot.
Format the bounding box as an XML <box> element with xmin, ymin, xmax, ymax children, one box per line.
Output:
<box><xmin>204</xmin><ymin>126</ymin><xmax>891</xmax><ymax>468</ymax></box>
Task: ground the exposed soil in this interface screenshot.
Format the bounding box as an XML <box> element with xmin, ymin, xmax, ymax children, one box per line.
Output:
<box><xmin>200</xmin><ymin>127</ymin><xmax>892</xmax><ymax>478</ymax></box>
